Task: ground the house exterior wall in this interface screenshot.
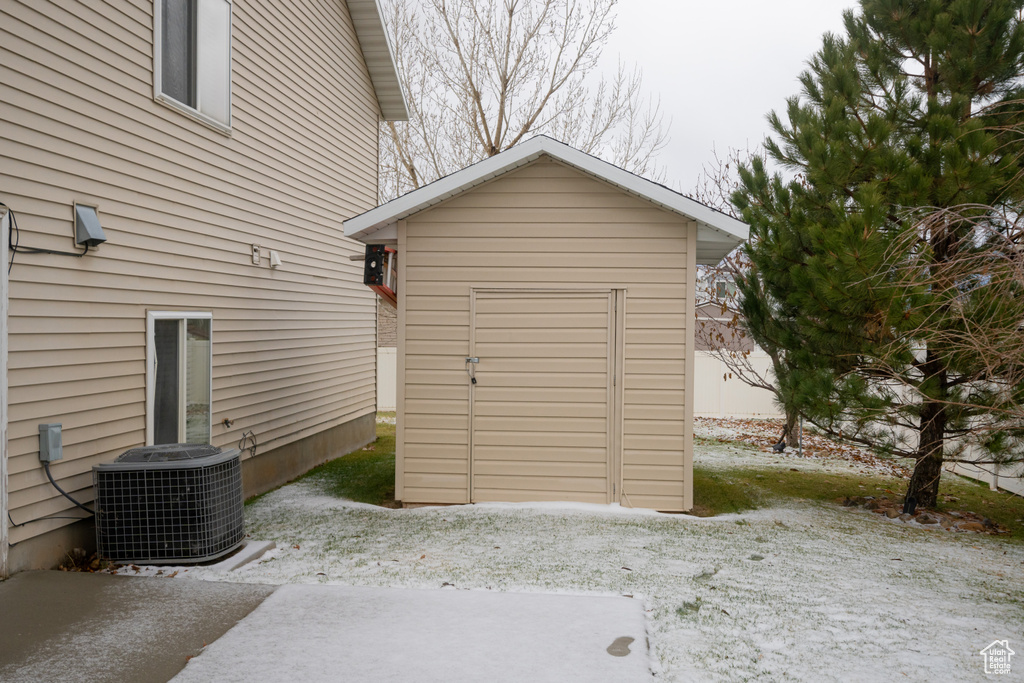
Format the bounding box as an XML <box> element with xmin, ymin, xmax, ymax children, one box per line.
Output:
<box><xmin>1</xmin><ymin>0</ymin><xmax>380</xmax><ymax>571</ymax></box>
<box><xmin>377</xmin><ymin>298</ymin><xmax>397</xmax><ymax>347</ymax></box>
<box><xmin>398</xmin><ymin>158</ymin><xmax>695</xmax><ymax>511</ymax></box>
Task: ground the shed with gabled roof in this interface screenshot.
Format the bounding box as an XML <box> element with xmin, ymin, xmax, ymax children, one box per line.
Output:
<box><xmin>346</xmin><ymin>136</ymin><xmax>747</xmax><ymax>510</ymax></box>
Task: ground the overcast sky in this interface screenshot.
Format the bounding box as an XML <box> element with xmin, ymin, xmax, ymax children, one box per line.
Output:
<box><xmin>603</xmin><ymin>0</ymin><xmax>858</xmax><ymax>191</ymax></box>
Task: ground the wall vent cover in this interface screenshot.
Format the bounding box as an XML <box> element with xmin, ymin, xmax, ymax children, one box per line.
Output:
<box><xmin>93</xmin><ymin>444</ymin><xmax>244</xmax><ymax>564</ymax></box>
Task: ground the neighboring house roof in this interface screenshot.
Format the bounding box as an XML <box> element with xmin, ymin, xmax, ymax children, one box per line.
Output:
<box><xmin>348</xmin><ymin>0</ymin><xmax>408</xmax><ymax>121</ymax></box>
<box><xmin>343</xmin><ymin>135</ymin><xmax>748</xmax><ymax>264</ymax></box>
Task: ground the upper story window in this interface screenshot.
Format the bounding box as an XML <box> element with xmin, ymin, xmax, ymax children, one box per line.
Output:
<box><xmin>155</xmin><ymin>0</ymin><xmax>232</xmax><ymax>129</ymax></box>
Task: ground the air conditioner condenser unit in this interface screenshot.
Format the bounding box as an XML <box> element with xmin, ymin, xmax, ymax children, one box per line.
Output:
<box><xmin>93</xmin><ymin>444</ymin><xmax>244</xmax><ymax>564</ymax></box>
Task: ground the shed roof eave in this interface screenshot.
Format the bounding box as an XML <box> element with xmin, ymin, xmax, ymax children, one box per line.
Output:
<box><xmin>359</xmin><ymin>224</ymin><xmax>398</xmax><ymax>243</ymax></box>
<box><xmin>344</xmin><ymin>136</ymin><xmax>749</xmax><ymax>258</ymax></box>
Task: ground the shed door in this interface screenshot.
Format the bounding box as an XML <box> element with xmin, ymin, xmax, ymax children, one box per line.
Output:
<box><xmin>470</xmin><ymin>290</ymin><xmax>618</xmax><ymax>503</ymax></box>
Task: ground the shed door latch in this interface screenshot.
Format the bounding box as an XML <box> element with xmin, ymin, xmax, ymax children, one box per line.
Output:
<box><xmin>465</xmin><ymin>357</ymin><xmax>479</xmax><ymax>384</ymax></box>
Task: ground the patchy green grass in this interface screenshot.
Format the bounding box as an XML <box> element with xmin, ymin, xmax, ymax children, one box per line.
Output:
<box><xmin>690</xmin><ymin>466</ymin><xmax>760</xmax><ymax>516</ymax></box>
<box><xmin>304</xmin><ymin>419</ymin><xmax>397</xmax><ymax>506</ymax></box>
<box><xmin>245</xmin><ymin>417</ymin><xmax>396</xmax><ymax>508</ymax></box>
<box><xmin>691</xmin><ymin>465</ymin><xmax>906</xmax><ymax>517</ymax></box>
<box><xmin>692</xmin><ymin>456</ymin><xmax>1024</xmax><ymax>542</ymax></box>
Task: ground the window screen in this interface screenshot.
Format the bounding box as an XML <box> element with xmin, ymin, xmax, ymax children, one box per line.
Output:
<box><xmin>161</xmin><ymin>0</ymin><xmax>196</xmax><ymax>108</ymax></box>
<box><xmin>154</xmin><ymin>319</ymin><xmax>181</xmax><ymax>445</ymax></box>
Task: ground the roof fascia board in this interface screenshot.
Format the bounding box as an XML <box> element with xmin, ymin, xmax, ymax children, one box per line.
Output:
<box><xmin>344</xmin><ymin>142</ymin><xmax>549</xmax><ymax>237</ymax></box>
<box><xmin>347</xmin><ymin>0</ymin><xmax>409</xmax><ymax>121</ymax></box>
<box><xmin>542</xmin><ymin>139</ymin><xmax>749</xmax><ymax>243</ymax></box>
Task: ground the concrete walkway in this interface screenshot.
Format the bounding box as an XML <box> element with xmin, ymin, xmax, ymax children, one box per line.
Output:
<box><xmin>0</xmin><ymin>572</ymin><xmax>652</xmax><ymax>683</ymax></box>
<box><xmin>0</xmin><ymin>571</ymin><xmax>273</xmax><ymax>682</ymax></box>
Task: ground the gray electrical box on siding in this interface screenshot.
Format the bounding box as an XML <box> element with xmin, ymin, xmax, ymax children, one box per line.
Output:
<box><xmin>39</xmin><ymin>423</ymin><xmax>62</xmax><ymax>463</ymax></box>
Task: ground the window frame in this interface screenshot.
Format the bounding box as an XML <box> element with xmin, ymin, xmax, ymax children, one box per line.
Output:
<box><xmin>146</xmin><ymin>311</ymin><xmax>214</xmax><ymax>445</ymax></box>
<box><xmin>153</xmin><ymin>0</ymin><xmax>233</xmax><ymax>133</ymax></box>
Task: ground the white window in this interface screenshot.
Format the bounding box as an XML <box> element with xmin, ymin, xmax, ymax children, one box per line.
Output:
<box><xmin>154</xmin><ymin>0</ymin><xmax>232</xmax><ymax>129</ymax></box>
<box><xmin>716</xmin><ymin>281</ymin><xmax>737</xmax><ymax>300</ymax></box>
<box><xmin>147</xmin><ymin>312</ymin><xmax>213</xmax><ymax>445</ymax></box>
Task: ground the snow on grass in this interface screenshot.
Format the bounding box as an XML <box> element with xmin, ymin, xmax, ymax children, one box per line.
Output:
<box><xmin>117</xmin><ymin>439</ymin><xmax>1024</xmax><ymax>682</ymax></box>
<box><xmin>695</xmin><ymin>417</ymin><xmax>912</xmax><ymax>478</ymax></box>
<box><xmin>142</xmin><ymin>504</ymin><xmax>1024</xmax><ymax>680</ymax></box>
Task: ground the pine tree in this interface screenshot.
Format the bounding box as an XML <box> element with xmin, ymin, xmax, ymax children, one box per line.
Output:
<box><xmin>734</xmin><ymin>0</ymin><xmax>1024</xmax><ymax>508</ymax></box>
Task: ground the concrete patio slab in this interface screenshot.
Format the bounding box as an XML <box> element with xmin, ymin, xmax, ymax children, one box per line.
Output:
<box><xmin>0</xmin><ymin>571</ymin><xmax>275</xmax><ymax>683</ymax></box>
<box><xmin>172</xmin><ymin>585</ymin><xmax>653</xmax><ymax>683</ymax></box>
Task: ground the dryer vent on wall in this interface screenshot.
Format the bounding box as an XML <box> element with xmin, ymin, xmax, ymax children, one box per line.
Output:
<box><xmin>93</xmin><ymin>444</ymin><xmax>244</xmax><ymax>564</ymax></box>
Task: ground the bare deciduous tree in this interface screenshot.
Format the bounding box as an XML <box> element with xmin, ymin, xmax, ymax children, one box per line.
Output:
<box><xmin>690</xmin><ymin>147</ymin><xmax>804</xmax><ymax>448</ymax></box>
<box><xmin>379</xmin><ymin>0</ymin><xmax>668</xmax><ymax>200</ymax></box>
<box><xmin>875</xmin><ymin>205</ymin><xmax>1024</xmax><ymax>478</ymax></box>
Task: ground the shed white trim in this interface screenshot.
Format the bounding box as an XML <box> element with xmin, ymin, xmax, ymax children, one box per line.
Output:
<box><xmin>348</xmin><ymin>0</ymin><xmax>409</xmax><ymax>121</ymax></box>
<box><xmin>344</xmin><ymin>136</ymin><xmax>748</xmax><ymax>263</ymax></box>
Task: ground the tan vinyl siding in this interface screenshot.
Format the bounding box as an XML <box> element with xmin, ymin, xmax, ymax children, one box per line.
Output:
<box><xmin>1</xmin><ymin>0</ymin><xmax>380</xmax><ymax>544</ymax></box>
<box><xmin>400</xmin><ymin>158</ymin><xmax>693</xmax><ymax>510</ymax></box>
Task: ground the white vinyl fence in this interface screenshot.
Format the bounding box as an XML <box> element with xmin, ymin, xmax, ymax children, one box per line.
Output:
<box><xmin>694</xmin><ymin>350</ymin><xmax>782</xmax><ymax>418</ymax></box>
<box><xmin>948</xmin><ymin>450</ymin><xmax>1024</xmax><ymax>497</ymax></box>
<box><xmin>377</xmin><ymin>347</ymin><xmax>396</xmax><ymax>411</ymax></box>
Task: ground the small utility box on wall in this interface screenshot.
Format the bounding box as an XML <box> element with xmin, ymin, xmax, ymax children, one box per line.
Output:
<box><xmin>38</xmin><ymin>423</ymin><xmax>62</xmax><ymax>463</ymax></box>
<box><xmin>344</xmin><ymin>137</ymin><xmax>748</xmax><ymax>512</ymax></box>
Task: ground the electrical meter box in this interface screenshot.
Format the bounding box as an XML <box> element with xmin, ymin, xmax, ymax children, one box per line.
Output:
<box><xmin>39</xmin><ymin>423</ymin><xmax>63</xmax><ymax>463</ymax></box>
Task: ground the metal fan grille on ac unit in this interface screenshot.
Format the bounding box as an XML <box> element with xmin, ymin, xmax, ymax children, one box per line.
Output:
<box><xmin>93</xmin><ymin>445</ymin><xmax>244</xmax><ymax>564</ymax></box>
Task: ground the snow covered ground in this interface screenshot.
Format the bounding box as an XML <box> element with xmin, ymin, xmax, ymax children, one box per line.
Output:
<box><xmin>695</xmin><ymin>416</ymin><xmax>913</xmax><ymax>478</ymax></box>
<box><xmin>117</xmin><ymin>437</ymin><xmax>1024</xmax><ymax>682</ymax></box>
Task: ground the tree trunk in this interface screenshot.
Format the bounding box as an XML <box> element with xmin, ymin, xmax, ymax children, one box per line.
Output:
<box><xmin>907</xmin><ymin>399</ymin><xmax>946</xmax><ymax>509</ymax></box>
<box><xmin>907</xmin><ymin>214</ymin><xmax>953</xmax><ymax>511</ymax></box>
<box><xmin>767</xmin><ymin>350</ymin><xmax>802</xmax><ymax>449</ymax></box>
<box><xmin>784</xmin><ymin>409</ymin><xmax>800</xmax><ymax>448</ymax></box>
